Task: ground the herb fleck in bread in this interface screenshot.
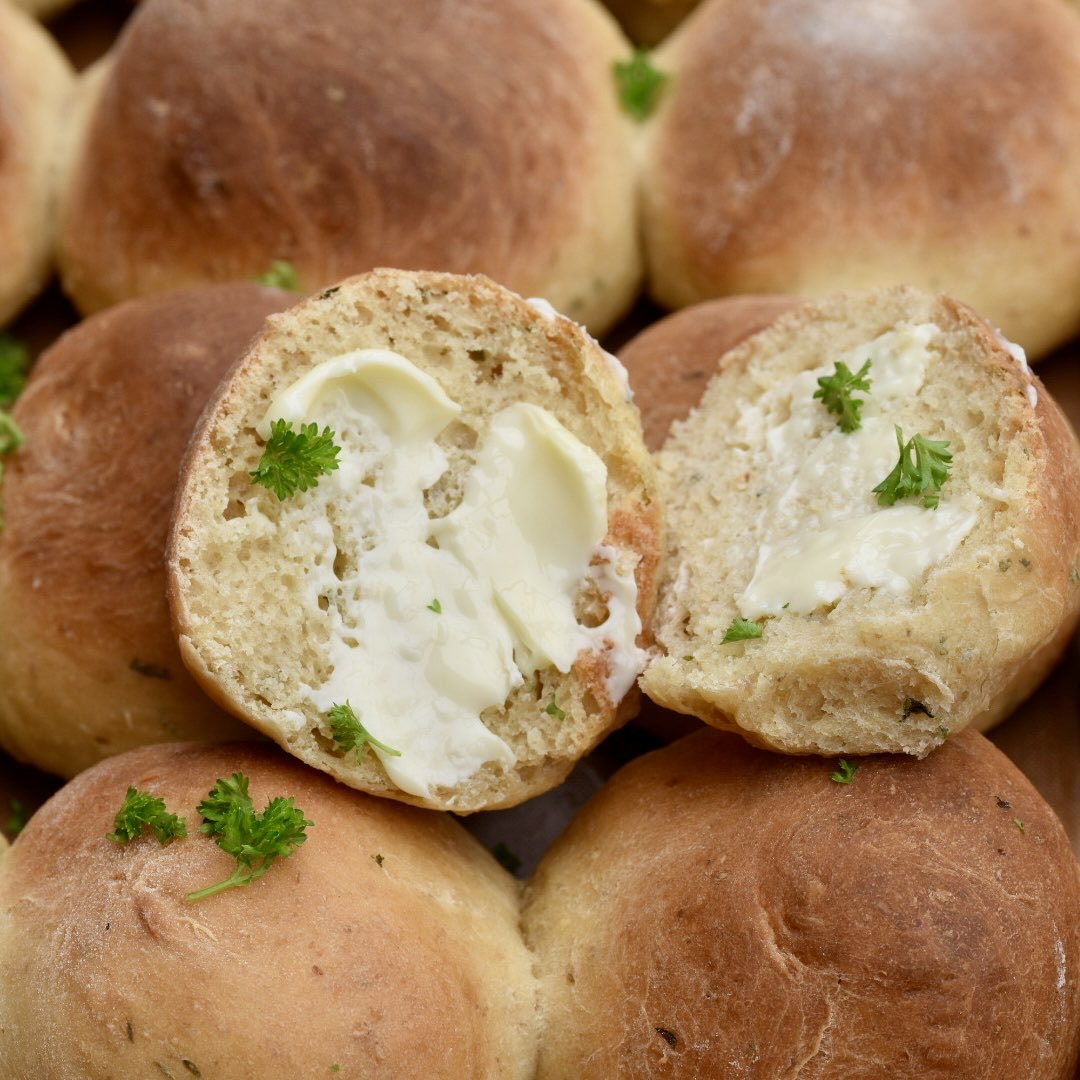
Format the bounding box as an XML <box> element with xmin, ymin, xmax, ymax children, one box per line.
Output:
<box><xmin>169</xmin><ymin>269</ymin><xmax>661</xmax><ymax>813</ymax></box>
<box><xmin>641</xmin><ymin>286</ymin><xmax>1080</xmax><ymax>756</ymax></box>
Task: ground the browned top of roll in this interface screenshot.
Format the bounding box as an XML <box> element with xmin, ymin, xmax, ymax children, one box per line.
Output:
<box><xmin>59</xmin><ymin>0</ymin><xmax>640</xmax><ymax>332</ymax></box>
<box><xmin>0</xmin><ymin>284</ymin><xmax>293</xmax><ymax>778</ymax></box>
<box><xmin>523</xmin><ymin>728</ymin><xmax>1080</xmax><ymax>1079</ymax></box>
<box><xmin>644</xmin><ymin>0</ymin><xmax>1080</xmax><ymax>358</ymax></box>
<box><xmin>0</xmin><ymin>741</ymin><xmax>537</xmax><ymax>1078</ymax></box>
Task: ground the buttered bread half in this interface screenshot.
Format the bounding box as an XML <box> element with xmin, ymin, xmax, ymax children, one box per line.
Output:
<box><xmin>169</xmin><ymin>270</ymin><xmax>660</xmax><ymax>813</ymax></box>
<box><xmin>641</xmin><ymin>286</ymin><xmax>1080</xmax><ymax>757</ymax></box>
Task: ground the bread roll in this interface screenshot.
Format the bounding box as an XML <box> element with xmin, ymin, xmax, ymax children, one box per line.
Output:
<box><xmin>0</xmin><ymin>741</ymin><xmax>537</xmax><ymax>1078</ymax></box>
<box><xmin>642</xmin><ymin>0</ymin><xmax>1080</xmax><ymax>359</ymax></box>
<box><xmin>618</xmin><ymin>293</ymin><xmax>799</xmax><ymax>449</ymax></box>
<box><xmin>0</xmin><ymin>283</ymin><xmax>293</xmax><ymax>779</ymax></box>
<box><xmin>0</xmin><ymin>2</ymin><xmax>73</xmax><ymax>326</ymax></box>
<box><xmin>522</xmin><ymin>727</ymin><xmax>1080</xmax><ymax>1079</ymax></box>
<box><xmin>58</xmin><ymin>0</ymin><xmax>641</xmax><ymax>335</ymax></box>
<box><xmin>641</xmin><ymin>287</ymin><xmax>1080</xmax><ymax>755</ymax></box>
<box><xmin>168</xmin><ymin>269</ymin><xmax>661</xmax><ymax>813</ymax></box>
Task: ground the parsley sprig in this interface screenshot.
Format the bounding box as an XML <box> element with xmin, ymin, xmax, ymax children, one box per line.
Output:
<box><xmin>186</xmin><ymin>772</ymin><xmax>312</xmax><ymax>903</ymax></box>
<box><xmin>255</xmin><ymin>260</ymin><xmax>301</xmax><ymax>291</ymax></box>
<box><xmin>107</xmin><ymin>787</ymin><xmax>187</xmax><ymax>845</ymax></box>
<box><xmin>830</xmin><ymin>759</ymin><xmax>858</xmax><ymax>784</ymax></box>
<box><xmin>873</xmin><ymin>426</ymin><xmax>952</xmax><ymax>509</ymax></box>
<box><xmin>722</xmin><ymin>617</ymin><xmax>763</xmax><ymax>643</ymax></box>
<box><xmin>251</xmin><ymin>418</ymin><xmax>341</xmax><ymax>500</ymax></box>
<box><xmin>328</xmin><ymin>701</ymin><xmax>401</xmax><ymax>760</ymax></box>
<box><xmin>814</xmin><ymin>359</ymin><xmax>872</xmax><ymax>433</ymax></box>
<box><xmin>0</xmin><ymin>333</ymin><xmax>29</xmax><ymax>409</ymax></box>
<box><xmin>614</xmin><ymin>49</ymin><xmax>668</xmax><ymax>121</ymax></box>
<box><xmin>0</xmin><ymin>412</ymin><xmax>23</xmax><ymax>456</ymax></box>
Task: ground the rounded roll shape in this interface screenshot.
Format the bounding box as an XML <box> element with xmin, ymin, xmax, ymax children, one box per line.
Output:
<box><xmin>0</xmin><ymin>284</ymin><xmax>294</xmax><ymax>778</ymax></box>
<box><xmin>0</xmin><ymin>741</ymin><xmax>538</xmax><ymax>1078</ymax></box>
<box><xmin>643</xmin><ymin>0</ymin><xmax>1080</xmax><ymax>358</ymax></box>
<box><xmin>58</xmin><ymin>0</ymin><xmax>642</xmax><ymax>335</ymax></box>
<box><xmin>522</xmin><ymin>728</ymin><xmax>1080</xmax><ymax>1079</ymax></box>
<box><xmin>0</xmin><ymin>4</ymin><xmax>73</xmax><ymax>325</ymax></box>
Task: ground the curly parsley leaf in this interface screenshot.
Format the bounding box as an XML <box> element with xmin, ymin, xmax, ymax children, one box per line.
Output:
<box><xmin>251</xmin><ymin>419</ymin><xmax>341</xmax><ymax>500</ymax></box>
<box><xmin>830</xmin><ymin>759</ymin><xmax>858</xmax><ymax>784</ymax></box>
<box><xmin>814</xmin><ymin>359</ymin><xmax>872</xmax><ymax>433</ymax></box>
<box><xmin>0</xmin><ymin>333</ymin><xmax>29</xmax><ymax>410</ymax></box>
<box><xmin>255</xmin><ymin>259</ymin><xmax>301</xmax><ymax>291</ymax></box>
<box><xmin>722</xmin><ymin>617</ymin><xmax>763</xmax><ymax>643</ymax></box>
<box><xmin>187</xmin><ymin>772</ymin><xmax>312</xmax><ymax>902</ymax></box>
<box><xmin>873</xmin><ymin>426</ymin><xmax>953</xmax><ymax>509</ymax></box>
<box><xmin>614</xmin><ymin>49</ymin><xmax>668</xmax><ymax>121</ymax></box>
<box><xmin>328</xmin><ymin>701</ymin><xmax>401</xmax><ymax>759</ymax></box>
<box><xmin>545</xmin><ymin>697</ymin><xmax>566</xmax><ymax>720</ymax></box>
<box><xmin>107</xmin><ymin>787</ymin><xmax>187</xmax><ymax>845</ymax></box>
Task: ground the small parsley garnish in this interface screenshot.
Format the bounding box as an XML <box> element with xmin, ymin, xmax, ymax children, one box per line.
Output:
<box><xmin>873</xmin><ymin>426</ymin><xmax>953</xmax><ymax>509</ymax></box>
<box><xmin>1012</xmin><ymin>817</ymin><xmax>1026</xmax><ymax>833</ymax></box>
<box><xmin>328</xmin><ymin>701</ymin><xmax>401</xmax><ymax>759</ymax></box>
<box><xmin>107</xmin><ymin>787</ymin><xmax>187</xmax><ymax>845</ymax></box>
<box><xmin>6</xmin><ymin>798</ymin><xmax>26</xmax><ymax>838</ymax></box>
<box><xmin>0</xmin><ymin>411</ymin><xmax>23</xmax><ymax>456</ymax></box>
<box><xmin>251</xmin><ymin>419</ymin><xmax>341</xmax><ymax>500</ymax></box>
<box><xmin>427</xmin><ymin>598</ymin><xmax>442</xmax><ymax>614</ymax></box>
<box><xmin>491</xmin><ymin>841</ymin><xmax>522</xmax><ymax>874</ymax></box>
<box><xmin>722</xmin><ymin>618</ymin><xmax>763</xmax><ymax>643</ymax></box>
<box><xmin>813</xmin><ymin>359</ymin><xmax>872</xmax><ymax>433</ymax></box>
<box><xmin>545</xmin><ymin>697</ymin><xmax>566</xmax><ymax>720</ymax></box>
<box><xmin>830</xmin><ymin>759</ymin><xmax>858</xmax><ymax>784</ymax></box>
<box><xmin>255</xmin><ymin>260</ymin><xmax>301</xmax><ymax>291</ymax></box>
<box><xmin>0</xmin><ymin>333</ymin><xmax>29</xmax><ymax>409</ymax></box>
<box><xmin>614</xmin><ymin>49</ymin><xmax>668</xmax><ymax>121</ymax></box>
<box><xmin>186</xmin><ymin>772</ymin><xmax>312</xmax><ymax>902</ymax></box>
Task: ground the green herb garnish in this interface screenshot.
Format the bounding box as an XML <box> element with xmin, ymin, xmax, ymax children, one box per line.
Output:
<box><xmin>614</xmin><ymin>49</ymin><xmax>668</xmax><ymax>121</ymax></box>
<box><xmin>545</xmin><ymin>697</ymin><xmax>566</xmax><ymax>720</ymax></box>
<box><xmin>251</xmin><ymin>418</ymin><xmax>340</xmax><ymax>500</ymax></box>
<box><xmin>255</xmin><ymin>260</ymin><xmax>301</xmax><ymax>291</ymax></box>
<box><xmin>722</xmin><ymin>618</ymin><xmax>763</xmax><ymax>643</ymax></box>
<box><xmin>1012</xmin><ymin>817</ymin><xmax>1026</xmax><ymax>833</ymax></box>
<box><xmin>6</xmin><ymin>798</ymin><xmax>26</xmax><ymax>838</ymax></box>
<box><xmin>0</xmin><ymin>411</ymin><xmax>23</xmax><ymax>456</ymax></box>
<box><xmin>107</xmin><ymin>787</ymin><xmax>187</xmax><ymax>845</ymax></box>
<box><xmin>830</xmin><ymin>759</ymin><xmax>858</xmax><ymax>784</ymax></box>
<box><xmin>328</xmin><ymin>701</ymin><xmax>401</xmax><ymax>759</ymax></box>
<box><xmin>814</xmin><ymin>359</ymin><xmax>872</xmax><ymax>433</ymax></box>
<box><xmin>427</xmin><ymin>598</ymin><xmax>442</xmax><ymax>614</ymax></box>
<box><xmin>186</xmin><ymin>772</ymin><xmax>312</xmax><ymax>902</ymax></box>
<box><xmin>873</xmin><ymin>426</ymin><xmax>952</xmax><ymax>509</ymax></box>
<box><xmin>0</xmin><ymin>333</ymin><xmax>29</xmax><ymax>410</ymax></box>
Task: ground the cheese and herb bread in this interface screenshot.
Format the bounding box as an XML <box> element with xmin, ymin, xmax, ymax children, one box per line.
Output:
<box><xmin>641</xmin><ymin>287</ymin><xmax>1080</xmax><ymax>756</ymax></box>
<box><xmin>0</xmin><ymin>284</ymin><xmax>292</xmax><ymax>779</ymax></box>
<box><xmin>168</xmin><ymin>269</ymin><xmax>661</xmax><ymax>814</ymax></box>
<box><xmin>0</xmin><ymin>741</ymin><xmax>538</xmax><ymax>1079</ymax></box>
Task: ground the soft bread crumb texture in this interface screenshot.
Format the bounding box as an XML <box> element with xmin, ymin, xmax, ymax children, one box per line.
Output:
<box><xmin>641</xmin><ymin>287</ymin><xmax>1080</xmax><ymax>756</ymax></box>
<box><xmin>0</xmin><ymin>742</ymin><xmax>538</xmax><ymax>1079</ymax></box>
<box><xmin>169</xmin><ymin>270</ymin><xmax>660</xmax><ymax>813</ymax></box>
<box><xmin>522</xmin><ymin>729</ymin><xmax>1080</xmax><ymax>1079</ymax></box>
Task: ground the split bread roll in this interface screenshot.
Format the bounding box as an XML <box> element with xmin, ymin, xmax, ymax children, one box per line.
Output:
<box><xmin>0</xmin><ymin>284</ymin><xmax>293</xmax><ymax>779</ymax></box>
<box><xmin>0</xmin><ymin>2</ymin><xmax>73</xmax><ymax>326</ymax></box>
<box><xmin>642</xmin><ymin>0</ymin><xmax>1080</xmax><ymax>359</ymax></box>
<box><xmin>522</xmin><ymin>727</ymin><xmax>1080</xmax><ymax>1079</ymax></box>
<box><xmin>641</xmin><ymin>287</ymin><xmax>1080</xmax><ymax>756</ymax></box>
<box><xmin>57</xmin><ymin>0</ymin><xmax>641</xmax><ymax>335</ymax></box>
<box><xmin>168</xmin><ymin>269</ymin><xmax>661</xmax><ymax>814</ymax></box>
<box><xmin>0</xmin><ymin>741</ymin><xmax>537</xmax><ymax>1079</ymax></box>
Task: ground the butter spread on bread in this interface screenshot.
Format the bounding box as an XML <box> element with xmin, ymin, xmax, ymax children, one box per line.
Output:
<box><xmin>260</xmin><ymin>348</ymin><xmax>642</xmax><ymax>798</ymax></box>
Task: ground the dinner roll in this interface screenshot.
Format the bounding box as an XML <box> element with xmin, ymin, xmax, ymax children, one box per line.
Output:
<box><xmin>641</xmin><ymin>287</ymin><xmax>1080</xmax><ymax>756</ymax></box>
<box><xmin>58</xmin><ymin>0</ymin><xmax>641</xmax><ymax>335</ymax></box>
<box><xmin>618</xmin><ymin>293</ymin><xmax>799</xmax><ymax>449</ymax></box>
<box><xmin>0</xmin><ymin>741</ymin><xmax>537</xmax><ymax>1078</ymax></box>
<box><xmin>642</xmin><ymin>0</ymin><xmax>1080</xmax><ymax>359</ymax></box>
<box><xmin>0</xmin><ymin>283</ymin><xmax>293</xmax><ymax>779</ymax></box>
<box><xmin>169</xmin><ymin>270</ymin><xmax>661</xmax><ymax>814</ymax></box>
<box><xmin>0</xmin><ymin>2</ymin><xmax>73</xmax><ymax>326</ymax></box>
<box><xmin>522</xmin><ymin>727</ymin><xmax>1080</xmax><ymax>1079</ymax></box>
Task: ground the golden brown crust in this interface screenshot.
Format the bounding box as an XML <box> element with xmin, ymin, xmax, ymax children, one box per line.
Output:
<box><xmin>618</xmin><ymin>294</ymin><xmax>801</xmax><ymax>449</ymax></box>
<box><xmin>523</xmin><ymin>728</ymin><xmax>1080</xmax><ymax>1079</ymax></box>
<box><xmin>59</xmin><ymin>0</ymin><xmax>641</xmax><ymax>334</ymax></box>
<box><xmin>0</xmin><ymin>741</ymin><xmax>538</xmax><ymax>1079</ymax></box>
<box><xmin>0</xmin><ymin>283</ymin><xmax>294</xmax><ymax>778</ymax></box>
<box><xmin>0</xmin><ymin>4</ymin><xmax>73</xmax><ymax>325</ymax></box>
<box><xmin>644</xmin><ymin>0</ymin><xmax>1080</xmax><ymax>358</ymax></box>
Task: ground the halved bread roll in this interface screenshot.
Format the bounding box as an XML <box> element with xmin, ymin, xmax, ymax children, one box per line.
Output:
<box><xmin>641</xmin><ymin>286</ymin><xmax>1080</xmax><ymax>756</ymax></box>
<box><xmin>168</xmin><ymin>269</ymin><xmax>661</xmax><ymax>813</ymax></box>
<box><xmin>0</xmin><ymin>741</ymin><xmax>538</xmax><ymax>1079</ymax></box>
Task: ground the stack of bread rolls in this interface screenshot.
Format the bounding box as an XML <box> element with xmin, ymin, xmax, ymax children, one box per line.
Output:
<box><xmin>0</xmin><ymin>0</ymin><xmax>1078</xmax><ymax>1074</ymax></box>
